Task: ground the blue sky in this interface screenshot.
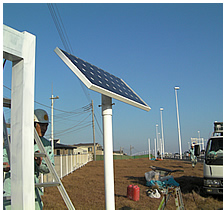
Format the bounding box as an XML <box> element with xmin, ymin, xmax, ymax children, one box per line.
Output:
<box><xmin>3</xmin><ymin>3</ymin><xmax>223</xmax><ymax>155</ymax></box>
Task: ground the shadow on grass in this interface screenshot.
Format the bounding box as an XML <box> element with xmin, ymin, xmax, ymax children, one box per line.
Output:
<box><xmin>176</xmin><ymin>176</ymin><xmax>203</xmax><ymax>194</ymax></box>
<box><xmin>115</xmin><ymin>194</ymin><xmax>127</xmax><ymax>198</ymax></box>
<box><xmin>176</xmin><ymin>176</ymin><xmax>223</xmax><ymax>201</ymax></box>
<box><xmin>119</xmin><ymin>207</ymin><xmax>133</xmax><ymax>210</ymax></box>
<box><xmin>124</xmin><ymin>176</ymin><xmax>146</xmax><ymax>186</ymax></box>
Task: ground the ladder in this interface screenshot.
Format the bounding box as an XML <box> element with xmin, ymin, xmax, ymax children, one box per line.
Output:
<box><xmin>34</xmin><ymin>128</ymin><xmax>75</xmax><ymax>209</ymax></box>
<box><xmin>3</xmin><ymin>98</ymin><xmax>75</xmax><ymax>209</ymax></box>
<box><xmin>158</xmin><ymin>186</ymin><xmax>184</xmax><ymax>210</ymax></box>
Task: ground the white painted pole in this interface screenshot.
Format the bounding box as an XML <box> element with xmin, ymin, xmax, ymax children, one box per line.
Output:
<box><xmin>148</xmin><ymin>138</ymin><xmax>151</xmax><ymax>160</ymax></box>
<box><xmin>102</xmin><ymin>94</ymin><xmax>115</xmax><ymax>210</ymax></box>
<box><xmin>154</xmin><ymin>138</ymin><xmax>157</xmax><ymax>159</ymax></box>
<box><xmin>66</xmin><ymin>154</ymin><xmax>68</xmax><ymax>176</ymax></box>
<box><xmin>71</xmin><ymin>154</ymin><xmax>73</xmax><ymax>173</ymax></box>
<box><xmin>202</xmin><ymin>138</ymin><xmax>205</xmax><ymax>150</ymax></box>
<box><xmin>160</xmin><ymin>108</ymin><xmax>165</xmax><ymax>158</ymax></box>
<box><xmin>160</xmin><ymin>138</ymin><xmax>163</xmax><ymax>159</ymax></box>
<box><xmin>156</xmin><ymin>124</ymin><xmax>159</xmax><ymax>155</ymax></box>
<box><xmin>3</xmin><ymin>25</ymin><xmax>36</xmax><ymax>209</ymax></box>
<box><xmin>175</xmin><ymin>87</ymin><xmax>182</xmax><ymax>159</ymax></box>
<box><xmin>51</xmin><ymin>95</ymin><xmax>54</xmax><ymax>153</ymax></box>
<box><xmin>60</xmin><ymin>154</ymin><xmax>63</xmax><ymax>178</ymax></box>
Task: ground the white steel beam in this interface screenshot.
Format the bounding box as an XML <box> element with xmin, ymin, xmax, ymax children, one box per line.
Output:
<box><xmin>3</xmin><ymin>24</ymin><xmax>36</xmax><ymax>209</ymax></box>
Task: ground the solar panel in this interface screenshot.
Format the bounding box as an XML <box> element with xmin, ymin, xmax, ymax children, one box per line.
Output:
<box><xmin>54</xmin><ymin>47</ymin><xmax>151</xmax><ymax>111</ymax></box>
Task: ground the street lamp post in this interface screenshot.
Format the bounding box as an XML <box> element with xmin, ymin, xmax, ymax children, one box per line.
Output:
<box><xmin>50</xmin><ymin>94</ymin><xmax>59</xmax><ymax>154</ymax></box>
<box><xmin>160</xmin><ymin>108</ymin><xmax>165</xmax><ymax>158</ymax></box>
<box><xmin>198</xmin><ymin>131</ymin><xmax>201</xmax><ymax>149</ymax></box>
<box><xmin>174</xmin><ymin>86</ymin><xmax>182</xmax><ymax>159</ymax></box>
<box><xmin>154</xmin><ymin>138</ymin><xmax>157</xmax><ymax>159</ymax></box>
<box><xmin>156</xmin><ymin>124</ymin><xmax>159</xmax><ymax>156</ymax></box>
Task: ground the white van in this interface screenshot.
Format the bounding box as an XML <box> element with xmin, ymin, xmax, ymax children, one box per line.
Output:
<box><xmin>203</xmin><ymin>122</ymin><xmax>223</xmax><ymax>195</ymax></box>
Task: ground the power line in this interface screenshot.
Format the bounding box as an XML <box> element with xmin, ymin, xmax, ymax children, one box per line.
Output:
<box><xmin>47</xmin><ymin>3</ymin><xmax>71</xmax><ymax>53</ymax></box>
<box><xmin>47</xmin><ymin>3</ymin><xmax>91</xmax><ymax>103</ymax></box>
<box><xmin>3</xmin><ymin>85</ymin><xmax>91</xmax><ymax>115</ymax></box>
<box><xmin>48</xmin><ymin>113</ymin><xmax>92</xmax><ymax>138</ymax></box>
<box><xmin>54</xmin><ymin>4</ymin><xmax>74</xmax><ymax>54</ymax></box>
<box><xmin>94</xmin><ymin>113</ymin><xmax>103</xmax><ymax>135</ymax></box>
<box><xmin>55</xmin><ymin>113</ymin><xmax>91</xmax><ymax>135</ymax></box>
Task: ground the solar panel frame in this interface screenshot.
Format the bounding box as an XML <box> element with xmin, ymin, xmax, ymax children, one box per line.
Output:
<box><xmin>54</xmin><ymin>47</ymin><xmax>151</xmax><ymax>111</ymax></box>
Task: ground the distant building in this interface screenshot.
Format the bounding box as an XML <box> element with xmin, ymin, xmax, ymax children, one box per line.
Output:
<box><xmin>113</xmin><ymin>150</ymin><xmax>124</xmax><ymax>155</ymax></box>
<box><xmin>73</xmin><ymin>143</ymin><xmax>104</xmax><ymax>156</ymax></box>
<box><xmin>54</xmin><ymin>142</ymin><xmax>76</xmax><ymax>155</ymax></box>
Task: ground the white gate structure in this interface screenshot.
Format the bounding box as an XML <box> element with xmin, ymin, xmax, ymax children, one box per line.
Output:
<box><xmin>3</xmin><ymin>24</ymin><xmax>36</xmax><ymax>209</ymax></box>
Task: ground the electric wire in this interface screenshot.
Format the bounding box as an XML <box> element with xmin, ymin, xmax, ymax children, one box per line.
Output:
<box><xmin>54</xmin><ymin>4</ymin><xmax>74</xmax><ymax>54</ymax></box>
<box><xmin>94</xmin><ymin>113</ymin><xmax>103</xmax><ymax>135</ymax></box>
<box><xmin>47</xmin><ymin>3</ymin><xmax>92</xmax><ymax>105</ymax></box>
<box><xmin>54</xmin><ymin>113</ymin><xmax>91</xmax><ymax>135</ymax></box>
<box><xmin>47</xmin><ymin>4</ymin><xmax>71</xmax><ymax>53</ymax></box>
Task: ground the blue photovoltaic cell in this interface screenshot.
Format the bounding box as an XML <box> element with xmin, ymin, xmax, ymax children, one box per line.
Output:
<box><xmin>59</xmin><ymin>49</ymin><xmax>148</xmax><ymax>107</ymax></box>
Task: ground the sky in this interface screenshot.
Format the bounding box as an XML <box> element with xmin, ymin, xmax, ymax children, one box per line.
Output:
<box><xmin>2</xmin><ymin>3</ymin><xmax>223</xmax><ymax>155</ymax></box>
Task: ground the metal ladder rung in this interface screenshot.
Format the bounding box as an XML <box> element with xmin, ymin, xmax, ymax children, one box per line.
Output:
<box><xmin>34</xmin><ymin>152</ymin><xmax>47</xmax><ymax>157</ymax></box>
<box><xmin>3</xmin><ymin>196</ymin><xmax>11</xmax><ymax>201</ymax></box>
<box><xmin>35</xmin><ymin>182</ymin><xmax>60</xmax><ymax>188</ymax></box>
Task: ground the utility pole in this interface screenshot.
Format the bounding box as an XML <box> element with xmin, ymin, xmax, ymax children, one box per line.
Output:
<box><xmin>91</xmin><ymin>100</ymin><xmax>96</xmax><ymax>161</ymax></box>
<box><xmin>130</xmin><ymin>145</ymin><xmax>134</xmax><ymax>156</ymax></box>
<box><xmin>50</xmin><ymin>85</ymin><xmax>59</xmax><ymax>154</ymax></box>
<box><xmin>148</xmin><ymin>138</ymin><xmax>151</xmax><ymax>160</ymax></box>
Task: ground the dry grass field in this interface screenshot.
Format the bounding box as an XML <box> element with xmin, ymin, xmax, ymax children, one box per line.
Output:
<box><xmin>42</xmin><ymin>158</ymin><xmax>223</xmax><ymax>210</ymax></box>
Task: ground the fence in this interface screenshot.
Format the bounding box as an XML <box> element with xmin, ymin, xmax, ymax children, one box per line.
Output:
<box><xmin>41</xmin><ymin>153</ymin><xmax>93</xmax><ymax>183</ymax></box>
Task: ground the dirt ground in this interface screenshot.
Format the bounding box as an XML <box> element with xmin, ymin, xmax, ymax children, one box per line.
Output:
<box><xmin>42</xmin><ymin>158</ymin><xmax>223</xmax><ymax>210</ymax></box>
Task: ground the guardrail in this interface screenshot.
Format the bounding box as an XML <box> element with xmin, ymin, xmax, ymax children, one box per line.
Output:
<box><xmin>41</xmin><ymin>153</ymin><xmax>93</xmax><ymax>183</ymax></box>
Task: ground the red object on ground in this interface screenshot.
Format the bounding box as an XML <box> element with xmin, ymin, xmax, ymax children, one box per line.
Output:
<box><xmin>127</xmin><ymin>185</ymin><xmax>133</xmax><ymax>200</ymax></box>
<box><xmin>132</xmin><ymin>185</ymin><xmax>140</xmax><ymax>201</ymax></box>
<box><xmin>127</xmin><ymin>185</ymin><xmax>139</xmax><ymax>201</ymax></box>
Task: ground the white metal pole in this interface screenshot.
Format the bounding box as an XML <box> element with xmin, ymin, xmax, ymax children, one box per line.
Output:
<box><xmin>198</xmin><ymin>131</ymin><xmax>202</xmax><ymax>150</ymax></box>
<box><xmin>160</xmin><ymin>108</ymin><xmax>165</xmax><ymax>158</ymax></box>
<box><xmin>148</xmin><ymin>138</ymin><xmax>151</xmax><ymax>160</ymax></box>
<box><xmin>160</xmin><ymin>138</ymin><xmax>163</xmax><ymax>159</ymax></box>
<box><xmin>154</xmin><ymin>138</ymin><xmax>157</xmax><ymax>159</ymax></box>
<box><xmin>175</xmin><ymin>87</ymin><xmax>182</xmax><ymax>159</ymax></box>
<box><xmin>102</xmin><ymin>94</ymin><xmax>115</xmax><ymax>210</ymax></box>
<box><xmin>60</xmin><ymin>154</ymin><xmax>63</xmax><ymax>178</ymax></box>
<box><xmin>51</xmin><ymin>95</ymin><xmax>54</xmax><ymax>153</ymax></box>
<box><xmin>156</xmin><ymin>124</ymin><xmax>159</xmax><ymax>155</ymax></box>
